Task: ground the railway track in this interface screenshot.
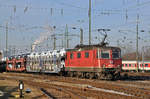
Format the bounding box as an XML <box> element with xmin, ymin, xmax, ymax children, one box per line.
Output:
<box><xmin>0</xmin><ymin>73</ymin><xmax>87</xmax><ymax>99</ymax></box>
<box><xmin>40</xmin><ymin>88</ymin><xmax>57</xmax><ymax>99</ymax></box>
<box><xmin>24</xmin><ymin>79</ymin><xmax>87</xmax><ymax>99</ymax></box>
<box><xmin>1</xmin><ymin>72</ymin><xmax>150</xmax><ymax>99</ymax></box>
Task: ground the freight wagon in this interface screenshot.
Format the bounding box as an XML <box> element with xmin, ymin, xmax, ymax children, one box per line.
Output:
<box><xmin>26</xmin><ymin>49</ymin><xmax>66</xmax><ymax>73</ymax></box>
<box><xmin>6</xmin><ymin>55</ymin><xmax>26</xmax><ymax>72</ymax></box>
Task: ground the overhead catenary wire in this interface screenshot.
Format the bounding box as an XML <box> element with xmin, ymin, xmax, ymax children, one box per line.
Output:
<box><xmin>0</xmin><ymin>0</ymin><xmax>150</xmax><ymax>49</ymax></box>
<box><xmin>0</xmin><ymin>1</ymin><xmax>150</xmax><ymax>18</ymax></box>
<box><xmin>0</xmin><ymin>0</ymin><xmax>149</xmax><ymax>14</ymax></box>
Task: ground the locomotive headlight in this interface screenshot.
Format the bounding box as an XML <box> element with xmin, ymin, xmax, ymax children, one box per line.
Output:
<box><xmin>103</xmin><ymin>64</ymin><xmax>105</xmax><ymax>67</ymax></box>
<box><xmin>110</xmin><ymin>60</ymin><xmax>113</xmax><ymax>64</ymax></box>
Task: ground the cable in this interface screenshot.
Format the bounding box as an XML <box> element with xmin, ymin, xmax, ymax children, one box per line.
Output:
<box><xmin>52</xmin><ymin>0</ymin><xmax>150</xmax><ymax>13</ymax></box>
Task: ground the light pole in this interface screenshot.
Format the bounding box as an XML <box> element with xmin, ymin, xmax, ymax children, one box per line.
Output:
<box><xmin>89</xmin><ymin>0</ymin><xmax>91</xmax><ymax>45</ymax></box>
<box><xmin>64</xmin><ymin>24</ymin><xmax>69</xmax><ymax>48</ymax></box>
<box><xmin>53</xmin><ymin>26</ymin><xmax>56</xmax><ymax>50</ymax></box>
<box><xmin>80</xmin><ymin>28</ymin><xmax>83</xmax><ymax>45</ymax></box>
<box><xmin>72</xmin><ymin>27</ymin><xmax>83</xmax><ymax>45</ymax></box>
<box><xmin>6</xmin><ymin>23</ymin><xmax>8</xmax><ymax>57</ymax></box>
<box><xmin>136</xmin><ymin>14</ymin><xmax>139</xmax><ymax>72</ymax></box>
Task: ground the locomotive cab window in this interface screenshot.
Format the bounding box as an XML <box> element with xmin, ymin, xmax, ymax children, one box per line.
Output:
<box><xmin>112</xmin><ymin>50</ymin><xmax>120</xmax><ymax>59</ymax></box>
<box><xmin>85</xmin><ymin>52</ymin><xmax>89</xmax><ymax>58</ymax></box>
<box><xmin>77</xmin><ymin>52</ymin><xmax>81</xmax><ymax>58</ymax></box>
<box><xmin>101</xmin><ymin>50</ymin><xmax>110</xmax><ymax>59</ymax></box>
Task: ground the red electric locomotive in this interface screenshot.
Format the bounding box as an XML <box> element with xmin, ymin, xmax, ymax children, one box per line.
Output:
<box><xmin>65</xmin><ymin>44</ymin><xmax>122</xmax><ymax>80</ymax></box>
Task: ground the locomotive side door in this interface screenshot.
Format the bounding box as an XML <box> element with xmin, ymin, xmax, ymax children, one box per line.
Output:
<box><xmin>93</xmin><ymin>48</ymin><xmax>101</xmax><ymax>72</ymax></box>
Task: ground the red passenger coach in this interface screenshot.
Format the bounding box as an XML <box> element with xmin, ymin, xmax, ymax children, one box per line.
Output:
<box><xmin>122</xmin><ymin>61</ymin><xmax>150</xmax><ymax>72</ymax></box>
<box><xmin>65</xmin><ymin>45</ymin><xmax>122</xmax><ymax>80</ymax></box>
<box><xmin>6</xmin><ymin>55</ymin><xmax>26</xmax><ymax>72</ymax></box>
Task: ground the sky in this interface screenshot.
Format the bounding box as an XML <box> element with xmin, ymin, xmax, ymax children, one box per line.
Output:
<box><xmin>0</xmin><ymin>0</ymin><xmax>150</xmax><ymax>54</ymax></box>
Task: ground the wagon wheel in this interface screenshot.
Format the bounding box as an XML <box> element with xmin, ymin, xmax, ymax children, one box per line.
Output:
<box><xmin>67</xmin><ymin>72</ymin><xmax>70</xmax><ymax>77</ymax></box>
<box><xmin>60</xmin><ymin>60</ymin><xmax>65</xmax><ymax>68</ymax></box>
<box><xmin>58</xmin><ymin>71</ymin><xmax>63</xmax><ymax>76</ymax></box>
<box><xmin>68</xmin><ymin>72</ymin><xmax>74</xmax><ymax>77</ymax></box>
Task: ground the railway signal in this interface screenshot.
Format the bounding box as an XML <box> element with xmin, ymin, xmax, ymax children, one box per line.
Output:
<box><xmin>19</xmin><ymin>80</ymin><xmax>24</xmax><ymax>98</ymax></box>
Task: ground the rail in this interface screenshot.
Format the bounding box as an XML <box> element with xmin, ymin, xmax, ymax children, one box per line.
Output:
<box><xmin>40</xmin><ymin>88</ymin><xmax>57</xmax><ymax>99</ymax></box>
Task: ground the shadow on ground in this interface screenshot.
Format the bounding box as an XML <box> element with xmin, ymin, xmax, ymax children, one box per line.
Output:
<box><xmin>119</xmin><ymin>73</ymin><xmax>150</xmax><ymax>81</ymax></box>
<box><xmin>0</xmin><ymin>86</ymin><xmax>18</xmax><ymax>99</ymax></box>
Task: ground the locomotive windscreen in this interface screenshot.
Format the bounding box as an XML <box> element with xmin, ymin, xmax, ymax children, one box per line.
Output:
<box><xmin>112</xmin><ymin>50</ymin><xmax>120</xmax><ymax>59</ymax></box>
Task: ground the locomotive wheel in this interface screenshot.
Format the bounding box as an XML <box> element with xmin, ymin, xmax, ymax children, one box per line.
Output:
<box><xmin>98</xmin><ymin>73</ymin><xmax>105</xmax><ymax>80</ymax></box>
<box><xmin>95</xmin><ymin>73</ymin><xmax>102</xmax><ymax>79</ymax></box>
<box><xmin>76</xmin><ymin>72</ymin><xmax>82</xmax><ymax>78</ymax></box>
<box><xmin>114</xmin><ymin>72</ymin><xmax>120</xmax><ymax>80</ymax></box>
<box><xmin>81</xmin><ymin>72</ymin><xmax>85</xmax><ymax>78</ymax></box>
<box><xmin>58</xmin><ymin>71</ymin><xmax>63</xmax><ymax>76</ymax></box>
<box><xmin>107</xmin><ymin>74</ymin><xmax>113</xmax><ymax>80</ymax></box>
<box><xmin>85</xmin><ymin>73</ymin><xmax>90</xmax><ymax>79</ymax></box>
<box><xmin>89</xmin><ymin>73</ymin><xmax>94</xmax><ymax>79</ymax></box>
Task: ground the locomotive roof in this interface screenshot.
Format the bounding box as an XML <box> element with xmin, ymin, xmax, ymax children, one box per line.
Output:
<box><xmin>66</xmin><ymin>44</ymin><xmax>120</xmax><ymax>51</ymax></box>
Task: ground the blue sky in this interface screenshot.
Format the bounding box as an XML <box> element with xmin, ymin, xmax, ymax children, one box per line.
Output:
<box><xmin>0</xmin><ymin>0</ymin><xmax>150</xmax><ymax>53</ymax></box>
